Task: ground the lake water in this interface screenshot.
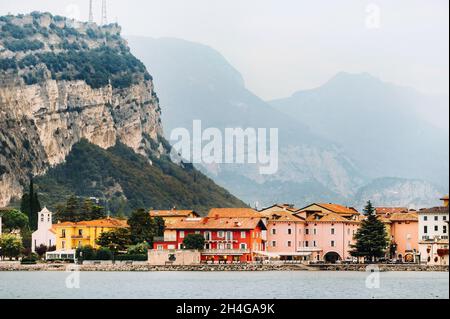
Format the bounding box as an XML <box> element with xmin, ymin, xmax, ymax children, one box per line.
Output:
<box><xmin>0</xmin><ymin>271</ymin><xmax>448</xmax><ymax>299</ymax></box>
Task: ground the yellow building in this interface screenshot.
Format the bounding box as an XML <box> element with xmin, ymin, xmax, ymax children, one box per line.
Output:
<box><xmin>54</xmin><ymin>218</ymin><xmax>128</xmax><ymax>251</ymax></box>
<box><xmin>441</xmin><ymin>195</ymin><xmax>449</xmax><ymax>208</ymax></box>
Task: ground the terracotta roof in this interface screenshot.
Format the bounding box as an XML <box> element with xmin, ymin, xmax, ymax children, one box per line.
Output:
<box><xmin>389</xmin><ymin>212</ymin><xmax>418</xmax><ymax>222</ymax></box>
<box><xmin>306</xmin><ymin>212</ymin><xmax>360</xmax><ymax>223</ymax></box>
<box><xmin>418</xmin><ymin>207</ymin><xmax>449</xmax><ymax>214</ymax></box>
<box><xmin>55</xmin><ymin>218</ymin><xmax>128</xmax><ymax>228</ymax></box>
<box><xmin>260</xmin><ymin>204</ymin><xmax>301</xmax><ymax>213</ymax></box>
<box><xmin>375</xmin><ymin>207</ymin><xmax>408</xmax><ymax>215</ymax></box>
<box><xmin>261</xmin><ymin>211</ymin><xmax>305</xmax><ymax>222</ymax></box>
<box><xmin>298</xmin><ymin>203</ymin><xmax>359</xmax><ymax>216</ymax></box>
<box><xmin>149</xmin><ymin>210</ymin><xmax>198</xmax><ymax>218</ymax></box>
<box><xmin>166</xmin><ymin>217</ymin><xmax>266</xmax><ymax>230</ymax></box>
<box><xmin>208</xmin><ymin>208</ymin><xmax>262</xmax><ymax>218</ymax></box>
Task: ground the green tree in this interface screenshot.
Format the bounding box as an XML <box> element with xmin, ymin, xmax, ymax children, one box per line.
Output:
<box><xmin>127</xmin><ymin>242</ymin><xmax>150</xmax><ymax>255</ymax></box>
<box><xmin>91</xmin><ymin>204</ymin><xmax>106</xmax><ymax>220</ymax></box>
<box><xmin>0</xmin><ymin>209</ymin><xmax>29</xmax><ymax>232</ymax></box>
<box><xmin>128</xmin><ymin>209</ymin><xmax>156</xmax><ymax>245</ymax></box>
<box><xmin>154</xmin><ymin>216</ymin><xmax>165</xmax><ymax>237</ymax></box>
<box><xmin>56</xmin><ymin>195</ymin><xmax>80</xmax><ymax>222</ymax></box>
<box><xmin>350</xmin><ymin>201</ymin><xmax>389</xmax><ymax>262</ymax></box>
<box><xmin>35</xmin><ymin>244</ymin><xmax>48</xmax><ymax>259</ymax></box>
<box><xmin>182</xmin><ymin>234</ymin><xmax>205</xmax><ymax>250</ymax></box>
<box><xmin>76</xmin><ymin>246</ymin><xmax>96</xmax><ymax>261</ymax></box>
<box><xmin>20</xmin><ymin>179</ymin><xmax>41</xmax><ymax>231</ymax></box>
<box><xmin>96</xmin><ymin>228</ymin><xmax>132</xmax><ymax>252</ymax></box>
<box><xmin>0</xmin><ymin>234</ymin><xmax>24</xmax><ymax>260</ymax></box>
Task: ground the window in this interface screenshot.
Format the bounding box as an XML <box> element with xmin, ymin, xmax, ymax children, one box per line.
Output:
<box><xmin>218</xmin><ymin>231</ymin><xmax>224</xmax><ymax>238</ymax></box>
<box><xmin>272</xmin><ymin>228</ymin><xmax>277</xmax><ymax>235</ymax></box>
<box><xmin>424</xmin><ymin>226</ymin><xmax>428</xmax><ymax>234</ymax></box>
<box><xmin>313</xmin><ymin>229</ymin><xmax>317</xmax><ymax>235</ymax></box>
<box><xmin>226</xmin><ymin>231</ymin><xmax>233</xmax><ymax>241</ymax></box>
<box><xmin>62</xmin><ymin>241</ymin><xmax>65</xmax><ymax>249</ymax></box>
<box><xmin>305</xmin><ymin>229</ymin><xmax>309</xmax><ymax>235</ymax></box>
<box><xmin>424</xmin><ymin>216</ymin><xmax>428</xmax><ymax>221</ymax></box>
<box><xmin>305</xmin><ymin>241</ymin><xmax>309</xmax><ymax>247</ymax></box>
<box><xmin>241</xmin><ymin>231</ymin><xmax>246</xmax><ymax>239</ymax></box>
<box><xmin>180</xmin><ymin>231</ymin><xmax>185</xmax><ymax>239</ymax></box>
<box><xmin>272</xmin><ymin>241</ymin><xmax>277</xmax><ymax>247</ymax></box>
<box><xmin>435</xmin><ymin>226</ymin><xmax>439</xmax><ymax>232</ymax></box>
<box><xmin>40</xmin><ymin>214</ymin><xmax>44</xmax><ymax>222</ymax></box>
<box><xmin>331</xmin><ymin>241</ymin><xmax>335</xmax><ymax>247</ymax></box>
<box><xmin>195</xmin><ymin>231</ymin><xmax>200</xmax><ymax>235</ymax></box>
<box><xmin>444</xmin><ymin>226</ymin><xmax>447</xmax><ymax>234</ymax></box>
<box><xmin>61</xmin><ymin>229</ymin><xmax>66</xmax><ymax>238</ymax></box>
<box><xmin>287</xmin><ymin>241</ymin><xmax>292</xmax><ymax>247</ymax></box>
<box><xmin>435</xmin><ymin>216</ymin><xmax>439</xmax><ymax>221</ymax></box>
<box><xmin>226</xmin><ymin>243</ymin><xmax>232</xmax><ymax>249</ymax></box>
<box><xmin>444</xmin><ymin>216</ymin><xmax>448</xmax><ymax>221</ymax></box>
<box><xmin>78</xmin><ymin>229</ymin><xmax>83</xmax><ymax>236</ymax></box>
<box><xmin>47</xmin><ymin>215</ymin><xmax>51</xmax><ymax>222</ymax></box>
<box><xmin>204</xmin><ymin>231</ymin><xmax>212</xmax><ymax>241</ymax></box>
<box><xmin>331</xmin><ymin>228</ymin><xmax>335</xmax><ymax>235</ymax></box>
<box><xmin>287</xmin><ymin>229</ymin><xmax>292</xmax><ymax>235</ymax></box>
<box><xmin>240</xmin><ymin>243</ymin><xmax>247</xmax><ymax>250</ymax></box>
<box><xmin>313</xmin><ymin>241</ymin><xmax>317</xmax><ymax>247</ymax></box>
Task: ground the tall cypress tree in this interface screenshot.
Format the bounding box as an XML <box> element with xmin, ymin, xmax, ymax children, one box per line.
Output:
<box><xmin>350</xmin><ymin>201</ymin><xmax>388</xmax><ymax>262</ymax></box>
<box><xmin>20</xmin><ymin>178</ymin><xmax>41</xmax><ymax>231</ymax></box>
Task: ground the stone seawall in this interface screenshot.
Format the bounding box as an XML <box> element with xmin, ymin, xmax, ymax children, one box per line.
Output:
<box><xmin>0</xmin><ymin>263</ymin><xmax>448</xmax><ymax>272</ymax></box>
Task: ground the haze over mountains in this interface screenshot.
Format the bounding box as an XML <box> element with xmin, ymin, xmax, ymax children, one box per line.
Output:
<box><xmin>128</xmin><ymin>36</ymin><xmax>448</xmax><ymax>209</ymax></box>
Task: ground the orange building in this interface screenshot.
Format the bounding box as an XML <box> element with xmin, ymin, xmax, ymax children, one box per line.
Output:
<box><xmin>389</xmin><ymin>212</ymin><xmax>419</xmax><ymax>262</ymax></box>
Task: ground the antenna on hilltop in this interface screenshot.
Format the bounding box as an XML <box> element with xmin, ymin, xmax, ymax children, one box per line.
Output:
<box><xmin>101</xmin><ymin>0</ymin><xmax>108</xmax><ymax>26</ymax></box>
<box><xmin>88</xmin><ymin>0</ymin><xmax>94</xmax><ymax>23</ymax></box>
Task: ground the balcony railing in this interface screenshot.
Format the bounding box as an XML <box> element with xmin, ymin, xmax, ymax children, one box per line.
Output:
<box><xmin>202</xmin><ymin>249</ymin><xmax>250</xmax><ymax>255</ymax></box>
<box><xmin>71</xmin><ymin>235</ymin><xmax>90</xmax><ymax>240</ymax></box>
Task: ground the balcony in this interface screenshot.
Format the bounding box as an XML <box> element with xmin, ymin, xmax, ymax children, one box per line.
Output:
<box><xmin>202</xmin><ymin>249</ymin><xmax>250</xmax><ymax>255</ymax></box>
<box><xmin>71</xmin><ymin>235</ymin><xmax>90</xmax><ymax>240</ymax></box>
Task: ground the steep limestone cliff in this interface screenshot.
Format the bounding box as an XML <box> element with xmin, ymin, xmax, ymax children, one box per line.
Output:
<box><xmin>0</xmin><ymin>13</ymin><xmax>164</xmax><ymax>206</ymax></box>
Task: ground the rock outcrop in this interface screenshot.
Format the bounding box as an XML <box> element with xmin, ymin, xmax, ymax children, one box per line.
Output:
<box><xmin>0</xmin><ymin>13</ymin><xmax>163</xmax><ymax>206</ymax></box>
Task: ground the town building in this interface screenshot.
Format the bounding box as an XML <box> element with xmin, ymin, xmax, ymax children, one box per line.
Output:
<box><xmin>294</xmin><ymin>203</ymin><xmax>362</xmax><ymax>263</ymax></box>
<box><xmin>53</xmin><ymin>217</ymin><xmax>128</xmax><ymax>251</ymax></box>
<box><xmin>153</xmin><ymin>215</ymin><xmax>267</xmax><ymax>263</ymax></box>
<box><xmin>260</xmin><ymin>210</ymin><xmax>306</xmax><ymax>261</ymax></box>
<box><xmin>31</xmin><ymin>207</ymin><xmax>56</xmax><ymax>252</ymax></box>
<box><xmin>149</xmin><ymin>209</ymin><xmax>200</xmax><ymax>226</ymax></box>
<box><xmin>376</xmin><ymin>207</ymin><xmax>420</xmax><ymax>262</ymax></box>
<box><xmin>388</xmin><ymin>212</ymin><xmax>419</xmax><ymax>262</ymax></box>
<box><xmin>418</xmin><ymin>197</ymin><xmax>449</xmax><ymax>265</ymax></box>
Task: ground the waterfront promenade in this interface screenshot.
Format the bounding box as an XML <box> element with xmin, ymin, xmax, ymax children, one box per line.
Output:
<box><xmin>0</xmin><ymin>262</ymin><xmax>448</xmax><ymax>272</ymax></box>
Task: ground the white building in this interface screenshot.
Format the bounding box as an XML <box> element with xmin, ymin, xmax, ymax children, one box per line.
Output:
<box><xmin>418</xmin><ymin>197</ymin><xmax>449</xmax><ymax>265</ymax></box>
<box><xmin>31</xmin><ymin>207</ymin><xmax>56</xmax><ymax>252</ymax></box>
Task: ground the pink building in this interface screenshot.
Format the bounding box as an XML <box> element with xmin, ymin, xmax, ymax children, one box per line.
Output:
<box><xmin>260</xmin><ymin>203</ymin><xmax>362</xmax><ymax>263</ymax></box>
<box><xmin>260</xmin><ymin>211</ymin><xmax>306</xmax><ymax>261</ymax></box>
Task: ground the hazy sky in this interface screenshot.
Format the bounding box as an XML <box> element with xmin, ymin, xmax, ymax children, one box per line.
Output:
<box><xmin>1</xmin><ymin>0</ymin><xmax>449</xmax><ymax>100</ymax></box>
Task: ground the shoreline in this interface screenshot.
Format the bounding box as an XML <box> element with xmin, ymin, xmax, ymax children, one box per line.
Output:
<box><xmin>0</xmin><ymin>263</ymin><xmax>448</xmax><ymax>272</ymax></box>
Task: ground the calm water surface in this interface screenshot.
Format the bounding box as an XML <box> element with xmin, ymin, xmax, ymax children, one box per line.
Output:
<box><xmin>0</xmin><ymin>271</ymin><xmax>448</xmax><ymax>299</ymax></box>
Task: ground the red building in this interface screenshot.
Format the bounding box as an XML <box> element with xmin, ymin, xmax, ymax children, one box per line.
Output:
<box><xmin>153</xmin><ymin>216</ymin><xmax>267</xmax><ymax>263</ymax></box>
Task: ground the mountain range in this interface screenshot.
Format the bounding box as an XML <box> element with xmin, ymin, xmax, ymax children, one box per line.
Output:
<box><xmin>128</xmin><ymin>36</ymin><xmax>448</xmax><ymax>209</ymax></box>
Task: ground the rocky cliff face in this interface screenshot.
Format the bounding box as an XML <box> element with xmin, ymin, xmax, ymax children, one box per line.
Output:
<box><xmin>0</xmin><ymin>13</ymin><xmax>164</xmax><ymax>207</ymax></box>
